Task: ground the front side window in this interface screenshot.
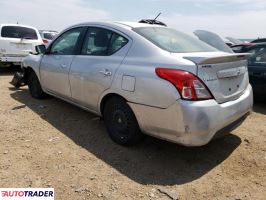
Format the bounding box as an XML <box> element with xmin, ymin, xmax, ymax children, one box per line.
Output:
<box><xmin>50</xmin><ymin>27</ymin><xmax>83</xmax><ymax>55</ymax></box>
<box><xmin>134</xmin><ymin>27</ymin><xmax>217</xmax><ymax>53</ymax></box>
<box><xmin>247</xmin><ymin>47</ymin><xmax>266</xmax><ymax>65</ymax></box>
<box><xmin>81</xmin><ymin>27</ymin><xmax>128</xmax><ymax>56</ymax></box>
<box><xmin>1</xmin><ymin>26</ymin><xmax>38</xmax><ymax>40</ymax></box>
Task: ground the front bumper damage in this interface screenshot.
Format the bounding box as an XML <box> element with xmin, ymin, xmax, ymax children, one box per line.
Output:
<box><xmin>10</xmin><ymin>70</ymin><xmax>26</xmax><ymax>88</ymax></box>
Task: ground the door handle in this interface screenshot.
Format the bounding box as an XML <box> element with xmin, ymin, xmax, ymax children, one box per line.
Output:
<box><xmin>99</xmin><ymin>69</ymin><xmax>112</xmax><ymax>76</ymax></box>
<box><xmin>60</xmin><ymin>64</ymin><xmax>67</xmax><ymax>69</ymax></box>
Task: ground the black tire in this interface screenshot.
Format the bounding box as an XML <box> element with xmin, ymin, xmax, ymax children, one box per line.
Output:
<box><xmin>28</xmin><ymin>71</ymin><xmax>46</xmax><ymax>99</ymax></box>
<box><xmin>103</xmin><ymin>97</ymin><xmax>143</xmax><ymax>145</ymax></box>
<box><xmin>14</xmin><ymin>83</ymin><xmax>21</xmax><ymax>89</ymax></box>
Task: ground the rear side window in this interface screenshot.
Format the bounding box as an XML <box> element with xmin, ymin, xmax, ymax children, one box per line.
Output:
<box><xmin>108</xmin><ymin>33</ymin><xmax>128</xmax><ymax>55</ymax></box>
<box><xmin>134</xmin><ymin>27</ymin><xmax>217</xmax><ymax>53</ymax></box>
<box><xmin>1</xmin><ymin>26</ymin><xmax>38</xmax><ymax>39</ymax></box>
<box><xmin>81</xmin><ymin>27</ymin><xmax>128</xmax><ymax>56</ymax></box>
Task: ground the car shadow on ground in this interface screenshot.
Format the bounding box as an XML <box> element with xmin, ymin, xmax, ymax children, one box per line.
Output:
<box><xmin>253</xmin><ymin>98</ymin><xmax>266</xmax><ymax>115</ymax></box>
<box><xmin>0</xmin><ymin>66</ymin><xmax>21</xmax><ymax>76</ymax></box>
<box><xmin>10</xmin><ymin>88</ymin><xmax>241</xmax><ymax>186</ymax></box>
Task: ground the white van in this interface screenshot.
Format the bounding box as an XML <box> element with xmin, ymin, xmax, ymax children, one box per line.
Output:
<box><xmin>0</xmin><ymin>24</ymin><xmax>43</xmax><ymax>66</ymax></box>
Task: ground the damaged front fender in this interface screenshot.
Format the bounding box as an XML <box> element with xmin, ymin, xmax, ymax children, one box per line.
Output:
<box><xmin>10</xmin><ymin>70</ymin><xmax>26</xmax><ymax>88</ymax></box>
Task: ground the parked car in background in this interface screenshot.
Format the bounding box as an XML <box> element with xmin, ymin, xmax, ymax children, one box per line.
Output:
<box><xmin>193</xmin><ymin>30</ymin><xmax>233</xmax><ymax>53</ymax></box>
<box><xmin>231</xmin><ymin>43</ymin><xmax>255</xmax><ymax>53</ymax></box>
<box><xmin>0</xmin><ymin>24</ymin><xmax>43</xmax><ymax>67</ymax></box>
<box><xmin>225</xmin><ymin>40</ymin><xmax>234</xmax><ymax>47</ymax></box>
<box><xmin>231</xmin><ymin>38</ymin><xmax>266</xmax><ymax>53</ymax></box>
<box><xmin>39</xmin><ymin>30</ymin><xmax>58</xmax><ymax>46</ymax></box>
<box><xmin>236</xmin><ymin>43</ymin><xmax>266</xmax><ymax>97</ymax></box>
<box><xmin>226</xmin><ymin>37</ymin><xmax>243</xmax><ymax>46</ymax></box>
<box><xmin>251</xmin><ymin>38</ymin><xmax>266</xmax><ymax>44</ymax></box>
<box><xmin>18</xmin><ymin>21</ymin><xmax>253</xmax><ymax>147</ymax></box>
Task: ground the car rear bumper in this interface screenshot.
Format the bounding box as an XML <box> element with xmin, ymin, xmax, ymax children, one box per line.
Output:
<box><xmin>129</xmin><ymin>84</ymin><xmax>253</xmax><ymax>146</ymax></box>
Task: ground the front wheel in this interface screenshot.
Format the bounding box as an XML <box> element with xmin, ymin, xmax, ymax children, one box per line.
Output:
<box><xmin>28</xmin><ymin>71</ymin><xmax>46</xmax><ymax>99</ymax></box>
<box><xmin>103</xmin><ymin>97</ymin><xmax>143</xmax><ymax>145</ymax></box>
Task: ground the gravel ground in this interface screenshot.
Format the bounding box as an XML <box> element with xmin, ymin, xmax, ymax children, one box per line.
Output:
<box><xmin>0</xmin><ymin>67</ymin><xmax>265</xmax><ymax>200</ymax></box>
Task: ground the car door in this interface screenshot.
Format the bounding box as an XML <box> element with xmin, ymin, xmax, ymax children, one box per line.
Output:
<box><xmin>40</xmin><ymin>27</ymin><xmax>85</xmax><ymax>98</ymax></box>
<box><xmin>246</xmin><ymin>46</ymin><xmax>266</xmax><ymax>95</ymax></box>
<box><xmin>69</xmin><ymin>26</ymin><xmax>131</xmax><ymax>111</ymax></box>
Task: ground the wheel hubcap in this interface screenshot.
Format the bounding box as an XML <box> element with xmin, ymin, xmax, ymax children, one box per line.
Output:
<box><xmin>113</xmin><ymin>110</ymin><xmax>127</xmax><ymax>132</ymax></box>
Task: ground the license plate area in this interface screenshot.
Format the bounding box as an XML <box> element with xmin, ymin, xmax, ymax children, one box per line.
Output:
<box><xmin>217</xmin><ymin>66</ymin><xmax>247</xmax><ymax>79</ymax></box>
<box><xmin>10</xmin><ymin>43</ymin><xmax>32</xmax><ymax>51</ymax></box>
<box><xmin>16</xmin><ymin>43</ymin><xmax>31</xmax><ymax>49</ymax></box>
<box><xmin>219</xmin><ymin>76</ymin><xmax>245</xmax><ymax>96</ymax></box>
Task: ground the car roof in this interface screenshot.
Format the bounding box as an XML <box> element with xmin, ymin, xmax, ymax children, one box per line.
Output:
<box><xmin>115</xmin><ymin>21</ymin><xmax>165</xmax><ymax>28</ymax></box>
<box><xmin>0</xmin><ymin>24</ymin><xmax>38</xmax><ymax>30</ymax></box>
<box><xmin>59</xmin><ymin>21</ymin><xmax>168</xmax><ymax>38</ymax></box>
<box><xmin>70</xmin><ymin>21</ymin><xmax>167</xmax><ymax>30</ymax></box>
<box><xmin>39</xmin><ymin>30</ymin><xmax>58</xmax><ymax>33</ymax></box>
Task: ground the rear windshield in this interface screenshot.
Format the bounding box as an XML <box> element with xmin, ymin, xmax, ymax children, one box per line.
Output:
<box><xmin>134</xmin><ymin>27</ymin><xmax>217</xmax><ymax>53</ymax></box>
<box><xmin>1</xmin><ymin>26</ymin><xmax>38</xmax><ymax>40</ymax></box>
<box><xmin>43</xmin><ymin>32</ymin><xmax>57</xmax><ymax>40</ymax></box>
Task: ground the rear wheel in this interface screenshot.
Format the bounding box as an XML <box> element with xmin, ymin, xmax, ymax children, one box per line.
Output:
<box><xmin>28</xmin><ymin>71</ymin><xmax>46</xmax><ymax>99</ymax></box>
<box><xmin>103</xmin><ymin>97</ymin><xmax>143</xmax><ymax>145</ymax></box>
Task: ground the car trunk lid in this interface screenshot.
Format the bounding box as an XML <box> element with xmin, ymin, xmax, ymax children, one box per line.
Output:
<box><xmin>183</xmin><ymin>53</ymin><xmax>250</xmax><ymax>103</ymax></box>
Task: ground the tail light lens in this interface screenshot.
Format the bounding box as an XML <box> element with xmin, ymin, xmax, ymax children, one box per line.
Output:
<box><xmin>155</xmin><ymin>68</ymin><xmax>213</xmax><ymax>101</ymax></box>
<box><xmin>42</xmin><ymin>39</ymin><xmax>48</xmax><ymax>44</ymax></box>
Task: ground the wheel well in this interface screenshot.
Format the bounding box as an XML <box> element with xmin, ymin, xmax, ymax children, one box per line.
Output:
<box><xmin>100</xmin><ymin>93</ymin><xmax>127</xmax><ymax>116</ymax></box>
<box><xmin>24</xmin><ymin>67</ymin><xmax>34</xmax><ymax>84</ymax></box>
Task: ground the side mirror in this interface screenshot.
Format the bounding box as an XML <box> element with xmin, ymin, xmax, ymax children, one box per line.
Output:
<box><xmin>35</xmin><ymin>45</ymin><xmax>46</xmax><ymax>55</ymax></box>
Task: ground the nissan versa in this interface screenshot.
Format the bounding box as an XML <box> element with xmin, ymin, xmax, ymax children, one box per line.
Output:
<box><xmin>18</xmin><ymin>21</ymin><xmax>253</xmax><ymax>146</ymax></box>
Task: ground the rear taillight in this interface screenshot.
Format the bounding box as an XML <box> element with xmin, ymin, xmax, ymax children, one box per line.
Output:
<box><xmin>155</xmin><ymin>68</ymin><xmax>213</xmax><ymax>101</ymax></box>
<box><xmin>42</xmin><ymin>39</ymin><xmax>48</xmax><ymax>44</ymax></box>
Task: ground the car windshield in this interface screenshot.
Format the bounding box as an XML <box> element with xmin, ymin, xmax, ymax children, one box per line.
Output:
<box><xmin>133</xmin><ymin>27</ymin><xmax>217</xmax><ymax>53</ymax></box>
<box><xmin>1</xmin><ymin>26</ymin><xmax>38</xmax><ymax>39</ymax></box>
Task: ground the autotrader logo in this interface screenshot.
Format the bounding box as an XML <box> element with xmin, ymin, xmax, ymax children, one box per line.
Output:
<box><xmin>0</xmin><ymin>188</ymin><xmax>54</xmax><ymax>199</ymax></box>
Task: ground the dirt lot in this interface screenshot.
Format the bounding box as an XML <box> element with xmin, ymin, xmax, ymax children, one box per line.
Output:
<box><xmin>0</xmin><ymin>68</ymin><xmax>265</xmax><ymax>200</ymax></box>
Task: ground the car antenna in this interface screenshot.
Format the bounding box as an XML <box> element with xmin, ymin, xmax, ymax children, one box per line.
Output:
<box><xmin>152</xmin><ymin>12</ymin><xmax>161</xmax><ymax>24</ymax></box>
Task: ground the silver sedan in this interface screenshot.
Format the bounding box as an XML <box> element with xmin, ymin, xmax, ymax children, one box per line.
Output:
<box><xmin>22</xmin><ymin>21</ymin><xmax>253</xmax><ymax>146</ymax></box>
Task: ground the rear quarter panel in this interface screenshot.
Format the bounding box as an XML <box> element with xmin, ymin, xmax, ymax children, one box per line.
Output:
<box><xmin>102</xmin><ymin>37</ymin><xmax>198</xmax><ymax>109</ymax></box>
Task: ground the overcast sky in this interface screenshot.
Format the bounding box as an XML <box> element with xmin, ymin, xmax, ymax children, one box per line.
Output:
<box><xmin>0</xmin><ymin>0</ymin><xmax>265</xmax><ymax>38</ymax></box>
